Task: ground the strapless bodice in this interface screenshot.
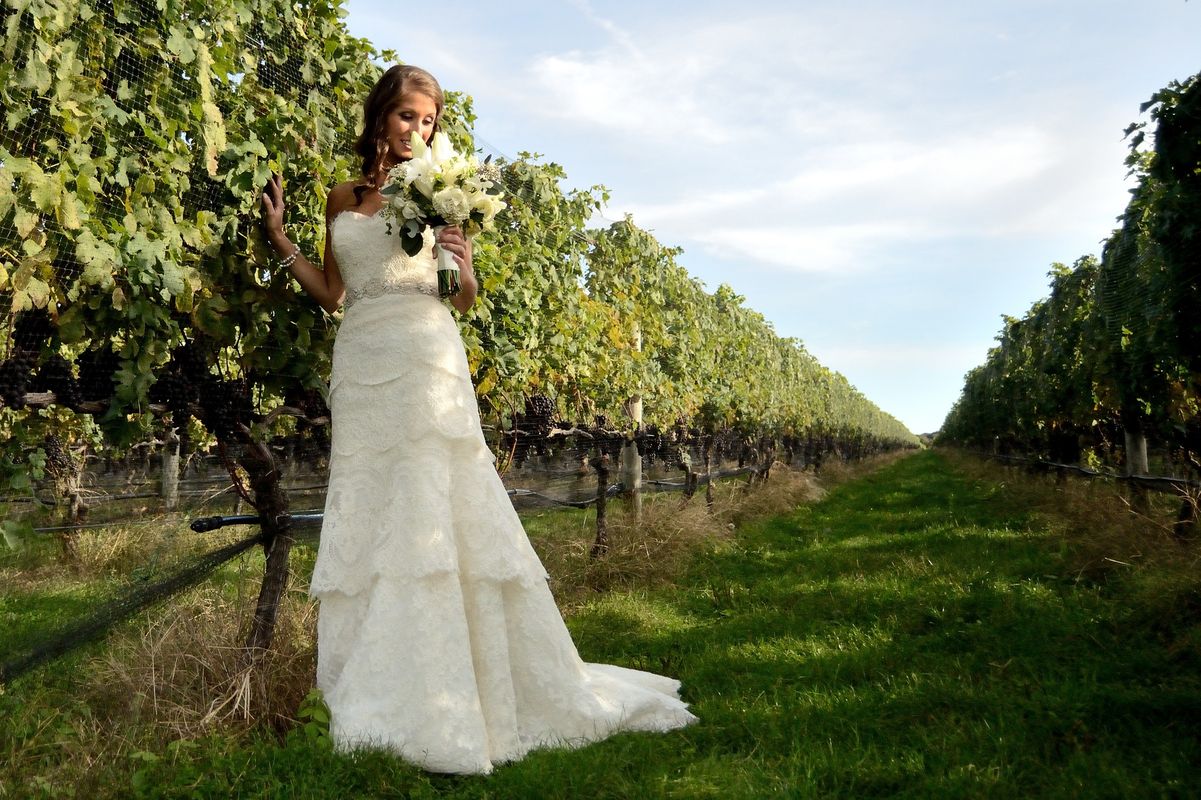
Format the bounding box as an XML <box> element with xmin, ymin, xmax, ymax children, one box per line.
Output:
<box><xmin>330</xmin><ymin>210</ymin><xmax>439</xmax><ymax>308</ymax></box>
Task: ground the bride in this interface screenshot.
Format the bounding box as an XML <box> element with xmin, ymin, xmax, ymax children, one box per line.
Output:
<box><xmin>259</xmin><ymin>64</ymin><xmax>697</xmax><ymax>774</ymax></box>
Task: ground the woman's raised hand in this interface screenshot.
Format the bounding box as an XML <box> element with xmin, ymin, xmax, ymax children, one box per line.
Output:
<box><xmin>260</xmin><ymin>173</ymin><xmax>285</xmax><ymax>237</ymax></box>
<box><xmin>435</xmin><ymin>225</ymin><xmax>472</xmax><ymax>269</ymax></box>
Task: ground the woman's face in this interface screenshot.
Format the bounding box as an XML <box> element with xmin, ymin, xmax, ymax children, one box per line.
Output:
<box><xmin>385</xmin><ymin>90</ymin><xmax>439</xmax><ymax>163</ymax></box>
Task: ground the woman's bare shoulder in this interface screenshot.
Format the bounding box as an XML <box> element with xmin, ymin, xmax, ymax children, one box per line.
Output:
<box><xmin>326</xmin><ymin>180</ymin><xmax>364</xmax><ymax>220</ymax></box>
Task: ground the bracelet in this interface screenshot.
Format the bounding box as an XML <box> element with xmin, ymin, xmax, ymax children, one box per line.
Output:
<box><xmin>279</xmin><ymin>245</ymin><xmax>300</xmax><ymax>269</ymax></box>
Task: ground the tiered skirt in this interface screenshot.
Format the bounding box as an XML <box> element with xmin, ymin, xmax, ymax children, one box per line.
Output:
<box><xmin>310</xmin><ymin>293</ymin><xmax>697</xmax><ymax>774</ymax></box>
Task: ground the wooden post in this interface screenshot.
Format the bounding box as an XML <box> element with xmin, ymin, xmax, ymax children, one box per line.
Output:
<box><xmin>1125</xmin><ymin>428</ymin><xmax>1149</xmax><ymax>474</ymax></box>
<box><xmin>161</xmin><ymin>427</ymin><xmax>180</xmax><ymax>511</ymax></box>
<box><xmin>680</xmin><ymin>448</ymin><xmax>696</xmax><ymax>502</ymax></box>
<box><xmin>742</xmin><ymin>442</ymin><xmax>756</xmax><ymax>494</ymax></box>
<box><xmin>43</xmin><ymin>434</ymin><xmax>83</xmax><ymax>562</ymax></box>
<box><xmin>620</xmin><ymin>431</ymin><xmax>642</xmax><ymax>521</ymax></box>
<box><xmin>1125</xmin><ymin>425</ymin><xmax>1150</xmax><ymax>513</ymax></box>
<box><xmin>704</xmin><ymin>433</ymin><xmax>715</xmax><ymax>512</ymax></box>
<box><xmin>620</xmin><ymin>321</ymin><xmax>642</xmax><ymax>522</ymax></box>
<box><xmin>761</xmin><ymin>437</ymin><xmax>775</xmax><ymax>483</ymax></box>
<box><xmin>283</xmin><ymin>438</ymin><xmax>299</xmax><ymax>483</ymax></box>
<box><xmin>590</xmin><ymin>450</ymin><xmax>611</xmax><ymax>559</ymax></box>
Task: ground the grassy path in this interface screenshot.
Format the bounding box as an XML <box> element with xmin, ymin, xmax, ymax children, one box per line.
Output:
<box><xmin>555</xmin><ymin>449</ymin><xmax>1197</xmax><ymax>798</ymax></box>
<box><xmin>7</xmin><ymin>450</ymin><xmax>1199</xmax><ymax>798</ymax></box>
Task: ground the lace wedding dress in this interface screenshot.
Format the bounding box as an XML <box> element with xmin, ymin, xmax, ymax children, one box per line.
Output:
<box><xmin>307</xmin><ymin>208</ymin><xmax>698</xmax><ymax>774</ymax></box>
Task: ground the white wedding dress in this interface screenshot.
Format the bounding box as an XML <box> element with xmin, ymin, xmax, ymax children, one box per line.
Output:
<box><xmin>308</xmin><ymin>208</ymin><xmax>697</xmax><ymax>774</ymax></box>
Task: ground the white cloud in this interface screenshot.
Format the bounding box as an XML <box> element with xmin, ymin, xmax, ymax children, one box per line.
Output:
<box><xmin>690</xmin><ymin>222</ymin><xmax>929</xmax><ymax>273</ymax></box>
<box><xmin>485</xmin><ymin>4</ymin><xmax>1130</xmax><ymax>277</ymax></box>
<box><xmin>515</xmin><ymin>6</ymin><xmax>919</xmax><ymax>148</ymax></box>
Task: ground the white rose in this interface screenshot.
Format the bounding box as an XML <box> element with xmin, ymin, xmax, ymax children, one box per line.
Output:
<box><xmin>432</xmin><ymin>186</ymin><xmax>472</xmax><ymax>223</ymax></box>
<box><xmin>386</xmin><ymin>162</ymin><xmax>411</xmax><ymax>186</ymax></box>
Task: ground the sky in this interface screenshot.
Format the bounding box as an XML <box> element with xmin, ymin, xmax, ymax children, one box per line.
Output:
<box><xmin>343</xmin><ymin>0</ymin><xmax>1198</xmax><ymax>435</ymax></box>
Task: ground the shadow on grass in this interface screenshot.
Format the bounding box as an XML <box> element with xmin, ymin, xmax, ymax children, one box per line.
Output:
<box><xmin>561</xmin><ymin>450</ymin><xmax>1201</xmax><ymax>797</ymax></box>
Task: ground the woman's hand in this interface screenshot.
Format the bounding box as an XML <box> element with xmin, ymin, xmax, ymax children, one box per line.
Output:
<box><xmin>438</xmin><ymin>225</ymin><xmax>478</xmax><ymax>313</ymax></box>
<box><xmin>435</xmin><ymin>225</ymin><xmax>471</xmax><ymax>270</ymax></box>
<box><xmin>260</xmin><ymin>173</ymin><xmax>285</xmax><ymax>237</ymax></box>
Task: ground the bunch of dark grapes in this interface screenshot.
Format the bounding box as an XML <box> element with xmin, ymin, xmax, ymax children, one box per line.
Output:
<box><xmin>281</xmin><ymin>385</ymin><xmax>331</xmax><ymax>454</ymax></box>
<box><xmin>76</xmin><ymin>347</ymin><xmax>120</xmax><ymax>403</ymax></box>
<box><xmin>197</xmin><ymin>375</ymin><xmax>254</xmax><ymax>442</ymax></box>
<box><xmin>523</xmin><ymin>393</ymin><xmax>557</xmax><ymax>456</ymax></box>
<box><xmin>303</xmin><ymin>421</ymin><xmax>331</xmax><ymax>457</ymax></box>
<box><xmin>150</xmin><ymin>342</ymin><xmax>208</xmax><ymax>419</ymax></box>
<box><xmin>12</xmin><ymin>308</ymin><xmax>54</xmax><ymax>352</ymax></box>
<box><xmin>0</xmin><ymin>351</ymin><xmax>37</xmax><ymax>408</ymax></box>
<box><xmin>525</xmin><ymin>393</ymin><xmax>555</xmax><ymax>422</ymax></box>
<box><xmin>602</xmin><ymin>430</ymin><xmax>623</xmax><ymax>460</ymax></box>
<box><xmin>641</xmin><ymin>423</ymin><xmax>662</xmax><ymax>465</ymax></box>
<box><xmin>511</xmin><ymin>434</ymin><xmax>532</xmax><ymax>468</ymax></box>
<box><xmin>150</xmin><ymin>369</ymin><xmax>194</xmax><ymax>418</ymax></box>
<box><xmin>36</xmin><ymin>354</ymin><xmax>83</xmax><ymax>410</ymax></box>
<box><xmin>176</xmin><ymin>340</ymin><xmax>210</xmax><ymax>380</ymax></box>
<box><xmin>42</xmin><ymin>433</ymin><xmax>75</xmax><ymax>480</ymax></box>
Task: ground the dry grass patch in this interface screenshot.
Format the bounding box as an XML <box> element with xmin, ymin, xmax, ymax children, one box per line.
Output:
<box><xmin>1</xmin><ymin>513</ymin><xmax>248</xmax><ymax>591</ymax></box>
<box><xmin>82</xmin><ymin>571</ymin><xmax>317</xmax><ymax>739</ymax></box>
<box><xmin>939</xmin><ymin>448</ymin><xmax>1201</xmax><ymax>667</ymax></box>
<box><xmin>939</xmin><ymin>448</ymin><xmax>1201</xmax><ymax>579</ymax></box>
<box><xmin>534</xmin><ymin>490</ymin><xmax>732</xmax><ymax>611</ymax></box>
<box><xmin>528</xmin><ymin>459</ymin><xmax>895</xmax><ymax>611</ymax></box>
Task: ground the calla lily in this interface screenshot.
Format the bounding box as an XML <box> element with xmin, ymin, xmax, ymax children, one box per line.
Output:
<box><xmin>430</xmin><ymin>131</ymin><xmax>455</xmax><ymax>164</ymax></box>
<box><xmin>408</xmin><ymin>130</ymin><xmax>428</xmax><ymax>160</ymax></box>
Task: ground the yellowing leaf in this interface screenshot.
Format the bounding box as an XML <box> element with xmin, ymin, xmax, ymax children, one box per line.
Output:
<box><xmin>29</xmin><ymin>169</ymin><xmax>61</xmax><ymax>211</ymax></box>
<box><xmin>56</xmin><ymin>190</ymin><xmax>81</xmax><ymax>230</ymax></box>
<box><xmin>165</xmin><ymin>27</ymin><xmax>197</xmax><ymax>64</ymax></box>
<box><xmin>76</xmin><ymin>228</ymin><xmax>118</xmax><ymax>268</ymax></box>
<box><xmin>160</xmin><ymin>261</ymin><xmax>185</xmax><ymax>296</ymax></box>
<box><xmin>11</xmin><ymin>276</ymin><xmax>50</xmax><ymax>311</ymax></box>
<box><xmin>475</xmin><ymin>370</ymin><xmax>496</xmax><ymax>398</ymax></box>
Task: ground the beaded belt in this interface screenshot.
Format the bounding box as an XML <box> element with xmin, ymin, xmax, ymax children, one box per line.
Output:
<box><xmin>344</xmin><ymin>279</ymin><xmax>440</xmax><ymax>309</ymax></box>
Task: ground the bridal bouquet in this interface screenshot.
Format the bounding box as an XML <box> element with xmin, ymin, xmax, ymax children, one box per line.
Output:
<box><xmin>380</xmin><ymin>131</ymin><xmax>507</xmax><ymax>297</ymax></box>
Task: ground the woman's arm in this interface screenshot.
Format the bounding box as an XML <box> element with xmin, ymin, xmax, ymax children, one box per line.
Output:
<box><xmin>260</xmin><ymin>175</ymin><xmax>346</xmax><ymax>314</ymax></box>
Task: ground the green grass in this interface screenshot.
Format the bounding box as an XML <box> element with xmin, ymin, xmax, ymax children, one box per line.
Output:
<box><xmin>3</xmin><ymin>451</ymin><xmax>1199</xmax><ymax>798</ymax></box>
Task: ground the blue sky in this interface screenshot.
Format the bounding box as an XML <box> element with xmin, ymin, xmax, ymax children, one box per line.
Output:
<box><xmin>343</xmin><ymin>1</ymin><xmax>1198</xmax><ymax>434</ymax></box>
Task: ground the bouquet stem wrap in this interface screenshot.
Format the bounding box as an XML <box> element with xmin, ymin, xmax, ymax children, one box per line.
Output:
<box><xmin>433</xmin><ymin>225</ymin><xmax>461</xmax><ymax>298</ymax></box>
